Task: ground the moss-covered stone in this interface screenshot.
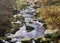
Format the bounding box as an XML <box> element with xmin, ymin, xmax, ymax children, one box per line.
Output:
<box><xmin>51</xmin><ymin>33</ymin><xmax>60</xmax><ymax>40</ymax></box>
<box><xmin>44</xmin><ymin>34</ymin><xmax>52</xmax><ymax>38</ymax></box>
<box><xmin>34</xmin><ymin>36</ymin><xmax>42</xmax><ymax>43</ymax></box>
<box><xmin>21</xmin><ymin>38</ymin><xmax>32</xmax><ymax>43</ymax></box>
<box><xmin>40</xmin><ymin>38</ymin><xmax>51</xmax><ymax>43</ymax></box>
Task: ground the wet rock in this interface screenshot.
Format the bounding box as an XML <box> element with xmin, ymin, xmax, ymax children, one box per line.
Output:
<box><xmin>34</xmin><ymin>36</ymin><xmax>42</xmax><ymax>43</ymax></box>
<box><xmin>44</xmin><ymin>29</ymin><xmax>58</xmax><ymax>34</ymax></box>
<box><xmin>0</xmin><ymin>39</ymin><xmax>4</xmax><ymax>43</ymax></box>
<box><xmin>21</xmin><ymin>38</ymin><xmax>32</xmax><ymax>43</ymax></box>
<box><xmin>5</xmin><ymin>38</ymin><xmax>11</xmax><ymax>42</ymax></box>
<box><xmin>26</xmin><ymin>26</ymin><xmax>34</xmax><ymax>32</ymax></box>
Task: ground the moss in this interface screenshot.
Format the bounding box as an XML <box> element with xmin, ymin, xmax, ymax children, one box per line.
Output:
<box><xmin>21</xmin><ymin>38</ymin><xmax>32</xmax><ymax>43</ymax></box>
<box><xmin>16</xmin><ymin>15</ymin><xmax>24</xmax><ymax>21</ymax></box>
<box><xmin>51</xmin><ymin>33</ymin><xmax>60</xmax><ymax>40</ymax></box>
<box><xmin>20</xmin><ymin>5</ymin><xmax>27</xmax><ymax>10</ymax></box>
<box><xmin>40</xmin><ymin>38</ymin><xmax>51</xmax><ymax>43</ymax></box>
<box><xmin>44</xmin><ymin>34</ymin><xmax>52</xmax><ymax>38</ymax></box>
<box><xmin>34</xmin><ymin>36</ymin><xmax>42</xmax><ymax>43</ymax></box>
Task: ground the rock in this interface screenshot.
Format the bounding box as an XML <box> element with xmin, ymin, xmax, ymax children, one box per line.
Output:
<box><xmin>5</xmin><ymin>38</ymin><xmax>11</xmax><ymax>42</ymax></box>
<box><xmin>21</xmin><ymin>38</ymin><xmax>32</xmax><ymax>43</ymax></box>
<box><xmin>44</xmin><ymin>29</ymin><xmax>58</xmax><ymax>34</ymax></box>
<box><xmin>0</xmin><ymin>39</ymin><xmax>4</xmax><ymax>43</ymax></box>
<box><xmin>3</xmin><ymin>40</ymin><xmax>9</xmax><ymax>43</ymax></box>
<box><xmin>34</xmin><ymin>36</ymin><xmax>42</xmax><ymax>43</ymax></box>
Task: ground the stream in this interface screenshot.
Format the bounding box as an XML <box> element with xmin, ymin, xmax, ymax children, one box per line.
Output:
<box><xmin>5</xmin><ymin>0</ymin><xmax>45</xmax><ymax>43</ymax></box>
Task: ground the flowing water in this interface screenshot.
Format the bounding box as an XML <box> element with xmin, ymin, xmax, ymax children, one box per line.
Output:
<box><xmin>6</xmin><ymin>0</ymin><xmax>45</xmax><ymax>43</ymax></box>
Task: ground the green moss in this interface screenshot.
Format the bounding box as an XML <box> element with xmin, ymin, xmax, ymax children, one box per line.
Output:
<box><xmin>21</xmin><ymin>38</ymin><xmax>32</xmax><ymax>43</ymax></box>
<box><xmin>40</xmin><ymin>38</ymin><xmax>51</xmax><ymax>43</ymax></box>
<box><xmin>0</xmin><ymin>36</ymin><xmax>7</xmax><ymax>40</ymax></box>
<box><xmin>16</xmin><ymin>16</ymin><xmax>24</xmax><ymax>21</ymax></box>
<box><xmin>51</xmin><ymin>33</ymin><xmax>60</xmax><ymax>40</ymax></box>
<box><xmin>21</xmin><ymin>38</ymin><xmax>31</xmax><ymax>41</ymax></box>
<box><xmin>20</xmin><ymin>5</ymin><xmax>27</xmax><ymax>10</ymax></box>
<box><xmin>34</xmin><ymin>36</ymin><xmax>42</xmax><ymax>40</ymax></box>
<box><xmin>44</xmin><ymin>34</ymin><xmax>52</xmax><ymax>38</ymax></box>
<box><xmin>34</xmin><ymin>36</ymin><xmax>42</xmax><ymax>43</ymax></box>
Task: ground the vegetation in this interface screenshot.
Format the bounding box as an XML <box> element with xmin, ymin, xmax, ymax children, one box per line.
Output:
<box><xmin>0</xmin><ymin>0</ymin><xmax>15</xmax><ymax>37</ymax></box>
<box><xmin>34</xmin><ymin>0</ymin><xmax>60</xmax><ymax>30</ymax></box>
<box><xmin>34</xmin><ymin>0</ymin><xmax>60</xmax><ymax>42</ymax></box>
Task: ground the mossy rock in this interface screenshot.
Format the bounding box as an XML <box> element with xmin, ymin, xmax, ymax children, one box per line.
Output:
<box><xmin>51</xmin><ymin>33</ymin><xmax>60</xmax><ymax>40</ymax></box>
<box><xmin>44</xmin><ymin>34</ymin><xmax>52</xmax><ymax>38</ymax></box>
<box><xmin>40</xmin><ymin>38</ymin><xmax>51</xmax><ymax>43</ymax></box>
<box><xmin>10</xmin><ymin>27</ymin><xmax>19</xmax><ymax>34</ymax></box>
<box><xmin>5</xmin><ymin>38</ymin><xmax>11</xmax><ymax>42</ymax></box>
<box><xmin>21</xmin><ymin>38</ymin><xmax>32</xmax><ymax>43</ymax></box>
<box><xmin>0</xmin><ymin>37</ymin><xmax>11</xmax><ymax>43</ymax></box>
<box><xmin>34</xmin><ymin>36</ymin><xmax>42</xmax><ymax>43</ymax></box>
<box><xmin>9</xmin><ymin>41</ymin><xmax>15</xmax><ymax>43</ymax></box>
<box><xmin>20</xmin><ymin>5</ymin><xmax>27</xmax><ymax>10</ymax></box>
